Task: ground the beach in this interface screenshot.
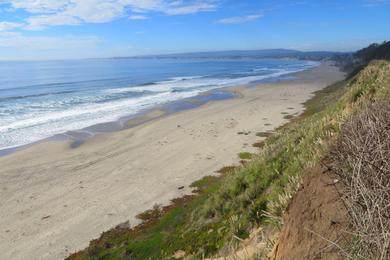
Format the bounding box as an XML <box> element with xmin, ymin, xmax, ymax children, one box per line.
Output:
<box><xmin>0</xmin><ymin>63</ymin><xmax>345</xmax><ymax>260</ymax></box>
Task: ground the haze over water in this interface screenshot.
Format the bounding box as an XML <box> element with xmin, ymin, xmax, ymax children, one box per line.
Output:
<box><xmin>0</xmin><ymin>58</ymin><xmax>318</xmax><ymax>150</ymax></box>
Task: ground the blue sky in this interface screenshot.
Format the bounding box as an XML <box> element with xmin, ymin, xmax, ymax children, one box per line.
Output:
<box><xmin>0</xmin><ymin>0</ymin><xmax>389</xmax><ymax>60</ymax></box>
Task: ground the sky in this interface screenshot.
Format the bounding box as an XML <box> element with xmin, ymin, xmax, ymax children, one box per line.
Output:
<box><xmin>0</xmin><ymin>0</ymin><xmax>389</xmax><ymax>60</ymax></box>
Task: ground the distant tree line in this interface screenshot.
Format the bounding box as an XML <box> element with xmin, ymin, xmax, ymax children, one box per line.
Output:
<box><xmin>333</xmin><ymin>41</ymin><xmax>390</xmax><ymax>77</ymax></box>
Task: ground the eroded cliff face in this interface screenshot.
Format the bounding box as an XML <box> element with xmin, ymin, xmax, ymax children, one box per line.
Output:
<box><xmin>271</xmin><ymin>166</ymin><xmax>350</xmax><ymax>260</ymax></box>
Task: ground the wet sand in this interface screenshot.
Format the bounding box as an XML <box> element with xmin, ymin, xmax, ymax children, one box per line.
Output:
<box><xmin>0</xmin><ymin>63</ymin><xmax>345</xmax><ymax>260</ymax></box>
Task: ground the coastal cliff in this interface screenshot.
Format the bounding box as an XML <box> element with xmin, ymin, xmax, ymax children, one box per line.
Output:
<box><xmin>68</xmin><ymin>54</ymin><xmax>390</xmax><ymax>258</ymax></box>
<box><xmin>271</xmin><ymin>61</ymin><xmax>390</xmax><ymax>260</ymax></box>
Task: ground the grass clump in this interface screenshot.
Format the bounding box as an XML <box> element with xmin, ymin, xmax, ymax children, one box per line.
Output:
<box><xmin>238</xmin><ymin>152</ymin><xmax>253</xmax><ymax>160</ymax></box>
<box><xmin>256</xmin><ymin>132</ymin><xmax>273</xmax><ymax>138</ymax></box>
<box><xmin>252</xmin><ymin>141</ymin><xmax>265</xmax><ymax>149</ymax></box>
<box><xmin>283</xmin><ymin>114</ymin><xmax>294</xmax><ymax>120</ymax></box>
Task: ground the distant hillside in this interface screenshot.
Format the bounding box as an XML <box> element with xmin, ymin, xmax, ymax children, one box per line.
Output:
<box><xmin>355</xmin><ymin>41</ymin><xmax>390</xmax><ymax>62</ymax></box>
<box><xmin>114</xmin><ymin>49</ymin><xmax>346</xmax><ymax>61</ymax></box>
<box><xmin>334</xmin><ymin>41</ymin><xmax>390</xmax><ymax>76</ymax></box>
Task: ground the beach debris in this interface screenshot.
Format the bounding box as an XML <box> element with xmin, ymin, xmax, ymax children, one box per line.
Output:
<box><xmin>237</xmin><ymin>131</ymin><xmax>251</xmax><ymax>135</ymax></box>
<box><xmin>41</xmin><ymin>215</ymin><xmax>51</xmax><ymax>220</ymax></box>
<box><xmin>178</xmin><ymin>186</ymin><xmax>184</xmax><ymax>190</ymax></box>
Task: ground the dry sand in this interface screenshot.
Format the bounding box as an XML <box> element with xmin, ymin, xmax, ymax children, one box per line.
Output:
<box><xmin>0</xmin><ymin>63</ymin><xmax>345</xmax><ymax>260</ymax></box>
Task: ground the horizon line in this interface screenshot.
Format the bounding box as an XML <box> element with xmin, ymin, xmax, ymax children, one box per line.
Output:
<box><xmin>0</xmin><ymin>47</ymin><xmax>354</xmax><ymax>62</ymax></box>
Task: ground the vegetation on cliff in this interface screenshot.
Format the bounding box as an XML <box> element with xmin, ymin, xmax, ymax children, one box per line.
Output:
<box><xmin>69</xmin><ymin>56</ymin><xmax>390</xmax><ymax>259</ymax></box>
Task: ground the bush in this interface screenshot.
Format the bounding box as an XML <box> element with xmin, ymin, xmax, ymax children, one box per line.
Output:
<box><xmin>330</xmin><ymin>102</ymin><xmax>390</xmax><ymax>259</ymax></box>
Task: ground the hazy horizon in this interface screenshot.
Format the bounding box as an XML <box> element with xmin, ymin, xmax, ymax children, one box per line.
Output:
<box><xmin>0</xmin><ymin>47</ymin><xmax>352</xmax><ymax>62</ymax></box>
<box><xmin>0</xmin><ymin>0</ymin><xmax>389</xmax><ymax>60</ymax></box>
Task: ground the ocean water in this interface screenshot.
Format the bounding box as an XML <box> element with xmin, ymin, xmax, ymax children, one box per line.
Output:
<box><xmin>0</xmin><ymin>58</ymin><xmax>318</xmax><ymax>150</ymax></box>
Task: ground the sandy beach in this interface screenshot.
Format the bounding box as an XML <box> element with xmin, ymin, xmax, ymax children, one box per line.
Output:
<box><xmin>0</xmin><ymin>63</ymin><xmax>345</xmax><ymax>260</ymax></box>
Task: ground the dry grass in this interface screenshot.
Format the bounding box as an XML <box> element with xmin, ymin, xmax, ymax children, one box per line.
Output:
<box><xmin>329</xmin><ymin>102</ymin><xmax>390</xmax><ymax>259</ymax></box>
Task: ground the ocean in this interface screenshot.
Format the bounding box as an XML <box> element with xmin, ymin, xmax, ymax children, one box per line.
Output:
<box><xmin>0</xmin><ymin>58</ymin><xmax>318</xmax><ymax>151</ymax></box>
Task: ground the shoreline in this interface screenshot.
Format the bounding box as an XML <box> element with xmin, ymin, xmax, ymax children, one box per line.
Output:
<box><xmin>0</xmin><ymin>89</ymin><xmax>235</xmax><ymax>157</ymax></box>
<box><xmin>0</xmin><ymin>62</ymin><xmax>345</xmax><ymax>260</ymax></box>
<box><xmin>0</xmin><ymin>63</ymin><xmax>312</xmax><ymax>157</ymax></box>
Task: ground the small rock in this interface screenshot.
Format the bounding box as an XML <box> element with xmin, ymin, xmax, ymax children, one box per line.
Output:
<box><xmin>116</xmin><ymin>221</ymin><xmax>131</xmax><ymax>229</ymax></box>
<box><xmin>173</xmin><ymin>250</ymin><xmax>186</xmax><ymax>259</ymax></box>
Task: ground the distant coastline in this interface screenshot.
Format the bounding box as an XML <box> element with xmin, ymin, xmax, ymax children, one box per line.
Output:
<box><xmin>0</xmin><ymin>58</ymin><xmax>318</xmax><ymax>155</ymax></box>
<box><xmin>112</xmin><ymin>48</ymin><xmax>348</xmax><ymax>61</ymax></box>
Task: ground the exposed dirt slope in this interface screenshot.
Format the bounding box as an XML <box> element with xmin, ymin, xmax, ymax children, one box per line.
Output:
<box><xmin>271</xmin><ymin>166</ymin><xmax>350</xmax><ymax>260</ymax></box>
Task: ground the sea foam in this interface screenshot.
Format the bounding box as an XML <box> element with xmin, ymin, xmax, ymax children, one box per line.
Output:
<box><xmin>0</xmin><ymin>59</ymin><xmax>319</xmax><ymax>150</ymax></box>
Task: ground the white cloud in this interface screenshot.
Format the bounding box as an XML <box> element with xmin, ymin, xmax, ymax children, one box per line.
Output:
<box><xmin>6</xmin><ymin>0</ymin><xmax>70</xmax><ymax>13</ymax></box>
<box><xmin>216</xmin><ymin>14</ymin><xmax>263</xmax><ymax>25</ymax></box>
<box><xmin>25</xmin><ymin>14</ymin><xmax>80</xmax><ymax>30</ymax></box>
<box><xmin>0</xmin><ymin>0</ymin><xmax>218</xmax><ymax>58</ymax></box>
<box><xmin>0</xmin><ymin>21</ymin><xmax>23</xmax><ymax>31</ymax></box>
<box><xmin>0</xmin><ymin>31</ymin><xmax>99</xmax><ymax>49</ymax></box>
<box><xmin>128</xmin><ymin>15</ymin><xmax>148</xmax><ymax>20</ymax></box>
<box><xmin>0</xmin><ymin>0</ymin><xmax>218</xmax><ymax>30</ymax></box>
<box><xmin>0</xmin><ymin>31</ymin><xmax>101</xmax><ymax>59</ymax></box>
<box><xmin>163</xmin><ymin>1</ymin><xmax>217</xmax><ymax>15</ymax></box>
